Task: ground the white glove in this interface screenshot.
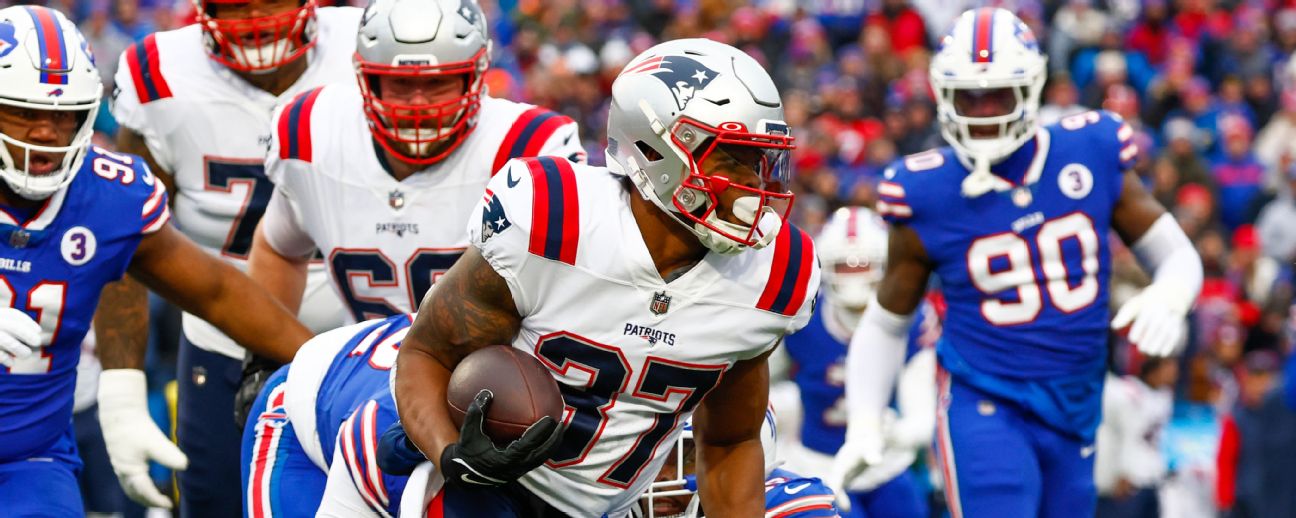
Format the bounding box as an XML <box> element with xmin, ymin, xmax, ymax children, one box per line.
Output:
<box><xmin>0</xmin><ymin>307</ymin><xmax>41</xmax><ymax>367</ymax></box>
<box><xmin>827</xmin><ymin>411</ymin><xmax>892</xmax><ymax>511</ymax></box>
<box><xmin>99</xmin><ymin>369</ymin><xmax>189</xmax><ymax>508</ymax></box>
<box><xmin>1111</xmin><ymin>283</ymin><xmax>1192</xmax><ymax>357</ymax></box>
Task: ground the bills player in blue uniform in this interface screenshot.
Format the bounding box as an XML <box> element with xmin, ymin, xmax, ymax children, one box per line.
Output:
<box><xmin>782</xmin><ymin>206</ymin><xmax>937</xmax><ymax>518</ymax></box>
<box><xmin>636</xmin><ymin>409</ymin><xmax>841</xmax><ymax>518</ymax></box>
<box><xmin>0</xmin><ymin>7</ymin><xmax>313</xmax><ymax>515</ymax></box>
<box><xmin>832</xmin><ymin>8</ymin><xmax>1203</xmax><ymax>518</ymax></box>
<box><xmin>241</xmin><ymin>314</ymin><xmax>414</xmax><ymax>518</ymax></box>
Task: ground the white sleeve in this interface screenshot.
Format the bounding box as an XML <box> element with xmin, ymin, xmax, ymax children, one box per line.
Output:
<box><xmin>109</xmin><ymin>46</ymin><xmax>175</xmax><ymax>169</ymax></box>
<box><xmin>1131</xmin><ymin>213</ymin><xmax>1203</xmax><ymax>307</ymax></box>
<box><xmin>465</xmin><ymin>159</ymin><xmax>538</xmax><ymax>316</ymax></box>
<box><xmin>889</xmin><ymin>347</ymin><xmax>936</xmax><ymax>450</ymax></box>
<box><xmin>844</xmin><ymin>296</ymin><xmax>916</xmax><ymax>430</ymax></box>
<box><xmin>260</xmin><ymin>187</ymin><xmax>317</xmax><ymax>259</ymax></box>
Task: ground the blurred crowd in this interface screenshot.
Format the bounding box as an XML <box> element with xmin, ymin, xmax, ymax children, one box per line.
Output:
<box><xmin>22</xmin><ymin>0</ymin><xmax>1296</xmax><ymax>516</ymax></box>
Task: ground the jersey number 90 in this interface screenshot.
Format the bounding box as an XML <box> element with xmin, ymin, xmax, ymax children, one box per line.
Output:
<box><xmin>966</xmin><ymin>212</ymin><xmax>1100</xmax><ymax>325</ymax></box>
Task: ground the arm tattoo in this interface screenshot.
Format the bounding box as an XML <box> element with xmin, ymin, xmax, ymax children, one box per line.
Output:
<box><xmin>419</xmin><ymin>248</ymin><xmax>522</xmax><ymax>368</ymax></box>
<box><xmin>94</xmin><ymin>276</ymin><xmax>150</xmax><ymax>370</ymax></box>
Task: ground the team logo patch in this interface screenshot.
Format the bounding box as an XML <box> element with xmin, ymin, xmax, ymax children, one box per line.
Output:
<box><xmin>457</xmin><ymin>0</ymin><xmax>480</xmax><ymax>26</ymax></box>
<box><xmin>1058</xmin><ymin>163</ymin><xmax>1094</xmax><ymax>200</ymax></box>
<box><xmin>61</xmin><ymin>226</ymin><xmax>96</xmax><ymax>266</ymax></box>
<box><xmin>0</xmin><ymin>21</ymin><xmax>16</xmax><ymax>59</ymax></box>
<box><xmin>650</xmin><ymin>291</ymin><xmax>671</xmax><ymax>315</ymax></box>
<box><xmin>46</xmin><ymin>88</ymin><xmax>63</xmax><ymax>97</ymax></box>
<box><xmin>480</xmin><ymin>192</ymin><xmax>511</xmax><ymax>242</ymax></box>
<box><xmin>630</xmin><ymin>55</ymin><xmax>718</xmax><ymax>111</ymax></box>
<box><xmin>389</xmin><ymin>190</ymin><xmax>405</xmax><ymax>209</ymax></box>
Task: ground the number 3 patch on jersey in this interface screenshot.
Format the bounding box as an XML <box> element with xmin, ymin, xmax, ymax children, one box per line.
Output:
<box><xmin>481</xmin><ymin>190</ymin><xmax>511</xmax><ymax>242</ymax></box>
<box><xmin>61</xmin><ymin>226</ymin><xmax>96</xmax><ymax>266</ymax></box>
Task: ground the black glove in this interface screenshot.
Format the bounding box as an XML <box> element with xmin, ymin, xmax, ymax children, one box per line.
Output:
<box><xmin>439</xmin><ymin>389</ymin><xmax>564</xmax><ymax>488</ymax></box>
<box><xmin>233</xmin><ymin>353</ymin><xmax>281</xmax><ymax>427</ymax></box>
<box><xmin>377</xmin><ymin>421</ymin><xmax>426</xmax><ymax>476</ymax></box>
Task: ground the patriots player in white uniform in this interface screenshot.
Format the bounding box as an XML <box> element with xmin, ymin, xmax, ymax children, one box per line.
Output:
<box><xmin>0</xmin><ymin>7</ymin><xmax>313</xmax><ymax>515</ymax></box>
<box><xmin>247</xmin><ymin>0</ymin><xmax>583</xmax><ymax>327</ymax></box>
<box><xmin>384</xmin><ymin>39</ymin><xmax>818</xmax><ymax>516</ymax></box>
<box><xmin>832</xmin><ymin>8</ymin><xmax>1203</xmax><ymax>517</ymax></box>
<box><xmin>780</xmin><ymin>207</ymin><xmax>937</xmax><ymax>518</ymax></box>
<box><xmin>108</xmin><ymin>1</ymin><xmax>355</xmax><ymax>514</ymax></box>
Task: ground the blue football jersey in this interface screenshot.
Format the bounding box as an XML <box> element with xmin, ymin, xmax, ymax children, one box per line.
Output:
<box><xmin>784</xmin><ymin>297</ymin><xmax>937</xmax><ymax>455</ymax></box>
<box><xmin>314</xmin><ymin>313</ymin><xmax>413</xmax><ymax>515</ymax></box>
<box><xmin>0</xmin><ymin>146</ymin><xmax>169</xmax><ymax>462</ymax></box>
<box><xmin>877</xmin><ymin>110</ymin><xmax>1133</xmax><ymax>380</ymax></box>
<box><xmin>764</xmin><ymin>467</ymin><xmax>841</xmax><ymax>517</ymax></box>
<box><xmin>877</xmin><ymin>110</ymin><xmax>1135</xmax><ymax>439</ymax></box>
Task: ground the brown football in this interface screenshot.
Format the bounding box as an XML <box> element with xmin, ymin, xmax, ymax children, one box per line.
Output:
<box><xmin>446</xmin><ymin>345</ymin><xmax>564</xmax><ymax>445</ymax></box>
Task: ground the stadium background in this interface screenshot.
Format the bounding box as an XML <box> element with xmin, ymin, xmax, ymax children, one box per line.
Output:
<box><xmin>11</xmin><ymin>0</ymin><xmax>1296</xmax><ymax>516</ymax></box>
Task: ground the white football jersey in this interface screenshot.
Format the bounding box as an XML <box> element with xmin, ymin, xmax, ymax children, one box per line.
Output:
<box><xmin>470</xmin><ymin>157</ymin><xmax>820</xmax><ymax>516</ymax></box>
<box><xmin>261</xmin><ymin>84</ymin><xmax>584</xmax><ymax>322</ymax></box>
<box><xmin>109</xmin><ymin>9</ymin><xmax>359</xmax><ymax>357</ymax></box>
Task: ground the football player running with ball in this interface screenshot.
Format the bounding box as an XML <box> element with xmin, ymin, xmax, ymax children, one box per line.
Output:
<box><xmin>386</xmin><ymin>38</ymin><xmax>820</xmax><ymax>516</ymax></box>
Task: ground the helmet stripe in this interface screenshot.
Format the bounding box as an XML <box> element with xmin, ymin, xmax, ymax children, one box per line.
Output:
<box><xmin>24</xmin><ymin>7</ymin><xmax>68</xmax><ymax>85</ymax></box>
<box><xmin>972</xmin><ymin>8</ymin><xmax>994</xmax><ymax>63</ymax></box>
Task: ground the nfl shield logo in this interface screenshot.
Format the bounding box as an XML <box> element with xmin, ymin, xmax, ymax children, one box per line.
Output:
<box><xmin>8</xmin><ymin>229</ymin><xmax>29</xmax><ymax>249</ymax></box>
<box><xmin>389</xmin><ymin>190</ymin><xmax>405</xmax><ymax>209</ymax></box>
<box><xmin>650</xmin><ymin>291</ymin><xmax>671</xmax><ymax>315</ymax></box>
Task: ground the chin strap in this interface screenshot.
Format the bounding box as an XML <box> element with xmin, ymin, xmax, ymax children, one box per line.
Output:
<box><xmin>691</xmin><ymin>196</ymin><xmax>781</xmax><ymax>255</ymax></box>
<box><xmin>961</xmin><ymin>155</ymin><xmax>1002</xmax><ymax>198</ymax></box>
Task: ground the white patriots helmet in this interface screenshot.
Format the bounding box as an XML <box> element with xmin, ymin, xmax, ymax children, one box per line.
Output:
<box><xmin>930</xmin><ymin>8</ymin><xmax>1046</xmax><ymax>192</ymax></box>
<box><xmin>818</xmin><ymin>206</ymin><xmax>888</xmax><ymax>310</ymax></box>
<box><xmin>354</xmin><ymin>0</ymin><xmax>492</xmax><ymax>165</ymax></box>
<box><xmin>0</xmin><ymin>5</ymin><xmax>101</xmax><ymax>200</ymax></box>
<box><xmin>606</xmin><ymin>38</ymin><xmax>796</xmax><ymax>255</ymax></box>
<box><xmin>637</xmin><ymin>407</ymin><xmax>779</xmax><ymax>518</ymax></box>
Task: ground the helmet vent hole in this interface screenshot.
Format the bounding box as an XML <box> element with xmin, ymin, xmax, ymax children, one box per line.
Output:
<box><xmin>705</xmin><ymin>98</ymin><xmax>730</xmax><ymax>106</ymax></box>
<box><xmin>635</xmin><ymin>140</ymin><xmax>664</xmax><ymax>162</ymax></box>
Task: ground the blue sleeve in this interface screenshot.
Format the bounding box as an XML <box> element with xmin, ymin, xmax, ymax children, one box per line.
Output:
<box><xmin>335</xmin><ymin>392</ymin><xmax>409</xmax><ymax>516</ymax></box>
<box><xmin>765</xmin><ymin>474</ymin><xmax>841</xmax><ymax>517</ymax></box>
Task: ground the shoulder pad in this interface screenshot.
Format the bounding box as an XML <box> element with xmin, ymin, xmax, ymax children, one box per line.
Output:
<box><xmin>1054</xmin><ymin>110</ymin><xmax>1139</xmax><ymax>170</ymax></box>
<box><xmin>83</xmin><ymin>147</ymin><xmax>171</xmax><ymax>234</ymax></box>
<box><xmin>757</xmin><ymin>224</ymin><xmax>818</xmax><ymax>318</ymax></box>
<box><xmin>491</xmin><ymin>105</ymin><xmax>578</xmax><ymax>175</ymax></box>
<box><xmin>121</xmin><ymin>34</ymin><xmax>172</xmax><ymax>104</ymax></box>
<box><xmin>274</xmin><ymin>87</ymin><xmax>327</xmax><ymax>163</ymax></box>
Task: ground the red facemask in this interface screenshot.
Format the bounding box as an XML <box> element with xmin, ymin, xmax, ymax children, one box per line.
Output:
<box><xmin>669</xmin><ymin>117</ymin><xmax>796</xmax><ymax>247</ymax></box>
<box><xmin>196</xmin><ymin>0</ymin><xmax>317</xmax><ymax>72</ymax></box>
<box><xmin>355</xmin><ymin>47</ymin><xmax>488</xmax><ymax>166</ymax></box>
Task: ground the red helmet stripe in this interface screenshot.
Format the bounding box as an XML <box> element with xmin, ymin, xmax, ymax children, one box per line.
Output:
<box><xmin>24</xmin><ymin>7</ymin><xmax>68</xmax><ymax>85</ymax></box>
<box><xmin>972</xmin><ymin>8</ymin><xmax>994</xmax><ymax>63</ymax></box>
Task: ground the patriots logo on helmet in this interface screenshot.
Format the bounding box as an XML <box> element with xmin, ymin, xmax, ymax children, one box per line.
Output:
<box><xmin>480</xmin><ymin>191</ymin><xmax>511</xmax><ymax>242</ymax></box>
<box><xmin>457</xmin><ymin>0</ymin><xmax>480</xmax><ymax>26</ymax></box>
<box><xmin>0</xmin><ymin>21</ymin><xmax>16</xmax><ymax>59</ymax></box>
<box><xmin>627</xmin><ymin>55</ymin><xmax>718</xmax><ymax>111</ymax></box>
